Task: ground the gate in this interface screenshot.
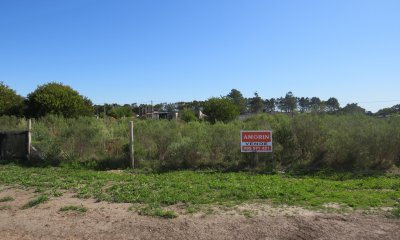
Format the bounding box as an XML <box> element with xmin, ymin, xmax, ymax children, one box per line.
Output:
<box><xmin>0</xmin><ymin>131</ymin><xmax>30</xmax><ymax>161</ymax></box>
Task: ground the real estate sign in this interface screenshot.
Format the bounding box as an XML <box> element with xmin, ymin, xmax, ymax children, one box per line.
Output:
<box><xmin>241</xmin><ymin>130</ymin><xmax>272</xmax><ymax>152</ymax></box>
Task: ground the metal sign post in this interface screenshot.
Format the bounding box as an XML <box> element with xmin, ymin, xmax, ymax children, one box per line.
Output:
<box><xmin>240</xmin><ymin>130</ymin><xmax>273</xmax><ymax>153</ymax></box>
<box><xmin>241</xmin><ymin>130</ymin><xmax>272</xmax><ymax>167</ymax></box>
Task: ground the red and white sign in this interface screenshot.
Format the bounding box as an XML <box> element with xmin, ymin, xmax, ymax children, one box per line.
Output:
<box><xmin>241</xmin><ymin>130</ymin><xmax>272</xmax><ymax>152</ymax></box>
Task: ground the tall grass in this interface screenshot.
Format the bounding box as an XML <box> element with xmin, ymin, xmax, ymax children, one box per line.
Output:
<box><xmin>1</xmin><ymin>114</ymin><xmax>399</xmax><ymax>172</ymax></box>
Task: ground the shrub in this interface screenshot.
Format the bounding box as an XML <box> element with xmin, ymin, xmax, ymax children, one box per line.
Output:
<box><xmin>26</xmin><ymin>82</ymin><xmax>93</xmax><ymax>118</ymax></box>
<box><xmin>0</xmin><ymin>81</ymin><xmax>24</xmax><ymax>116</ymax></box>
<box><xmin>180</xmin><ymin>108</ymin><xmax>197</xmax><ymax>122</ymax></box>
<box><xmin>203</xmin><ymin>97</ymin><xmax>240</xmax><ymax>123</ymax></box>
<box><xmin>4</xmin><ymin>113</ymin><xmax>399</xmax><ymax>172</ymax></box>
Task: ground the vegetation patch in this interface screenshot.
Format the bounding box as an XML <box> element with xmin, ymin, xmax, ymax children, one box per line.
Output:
<box><xmin>0</xmin><ymin>205</ymin><xmax>11</xmax><ymax>210</ymax></box>
<box><xmin>137</xmin><ymin>204</ymin><xmax>177</xmax><ymax>219</ymax></box>
<box><xmin>59</xmin><ymin>205</ymin><xmax>87</xmax><ymax>213</ymax></box>
<box><xmin>3</xmin><ymin>112</ymin><xmax>400</xmax><ymax>172</ymax></box>
<box><xmin>0</xmin><ymin>196</ymin><xmax>14</xmax><ymax>202</ymax></box>
<box><xmin>392</xmin><ymin>205</ymin><xmax>400</xmax><ymax>218</ymax></box>
<box><xmin>21</xmin><ymin>194</ymin><xmax>49</xmax><ymax>209</ymax></box>
<box><xmin>0</xmin><ymin>165</ymin><xmax>399</xmax><ymax>217</ymax></box>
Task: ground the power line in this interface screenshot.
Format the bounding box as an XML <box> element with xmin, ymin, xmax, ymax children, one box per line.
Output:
<box><xmin>355</xmin><ymin>100</ymin><xmax>400</xmax><ymax>104</ymax></box>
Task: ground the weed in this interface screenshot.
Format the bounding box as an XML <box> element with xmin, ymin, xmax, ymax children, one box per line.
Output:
<box><xmin>0</xmin><ymin>206</ymin><xmax>11</xmax><ymax>210</ymax></box>
<box><xmin>59</xmin><ymin>205</ymin><xmax>87</xmax><ymax>213</ymax></box>
<box><xmin>21</xmin><ymin>195</ymin><xmax>48</xmax><ymax>209</ymax></box>
<box><xmin>186</xmin><ymin>205</ymin><xmax>201</xmax><ymax>214</ymax></box>
<box><xmin>138</xmin><ymin>204</ymin><xmax>177</xmax><ymax>219</ymax></box>
<box><xmin>0</xmin><ymin>196</ymin><xmax>14</xmax><ymax>202</ymax></box>
<box><xmin>241</xmin><ymin>209</ymin><xmax>257</xmax><ymax>218</ymax></box>
<box><xmin>392</xmin><ymin>205</ymin><xmax>400</xmax><ymax>218</ymax></box>
<box><xmin>51</xmin><ymin>190</ymin><xmax>63</xmax><ymax>197</ymax></box>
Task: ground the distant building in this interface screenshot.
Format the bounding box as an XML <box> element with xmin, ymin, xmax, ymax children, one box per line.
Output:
<box><xmin>139</xmin><ymin>106</ymin><xmax>178</xmax><ymax>120</ymax></box>
<box><xmin>196</xmin><ymin>110</ymin><xmax>206</xmax><ymax>120</ymax></box>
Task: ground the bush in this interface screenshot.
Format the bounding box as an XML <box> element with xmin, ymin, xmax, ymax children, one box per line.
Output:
<box><xmin>203</xmin><ymin>97</ymin><xmax>240</xmax><ymax>123</ymax></box>
<box><xmin>0</xmin><ymin>82</ymin><xmax>24</xmax><ymax>116</ymax></box>
<box><xmin>26</xmin><ymin>82</ymin><xmax>93</xmax><ymax>118</ymax></box>
<box><xmin>3</xmin><ymin>113</ymin><xmax>400</xmax><ymax>172</ymax></box>
<box><xmin>179</xmin><ymin>108</ymin><xmax>197</xmax><ymax>122</ymax></box>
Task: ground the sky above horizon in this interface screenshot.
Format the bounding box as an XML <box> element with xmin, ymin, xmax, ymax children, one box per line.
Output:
<box><xmin>1</xmin><ymin>0</ymin><xmax>399</xmax><ymax>112</ymax></box>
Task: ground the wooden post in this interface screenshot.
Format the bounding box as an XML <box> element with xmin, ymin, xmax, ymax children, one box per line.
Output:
<box><xmin>27</xmin><ymin>119</ymin><xmax>32</xmax><ymax>160</ymax></box>
<box><xmin>129</xmin><ymin>121</ymin><xmax>134</xmax><ymax>168</ymax></box>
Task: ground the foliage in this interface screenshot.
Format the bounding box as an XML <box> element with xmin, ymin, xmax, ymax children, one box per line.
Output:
<box><xmin>376</xmin><ymin>104</ymin><xmax>400</xmax><ymax>117</ymax></box>
<box><xmin>1</xmin><ymin>113</ymin><xmax>400</xmax><ymax>172</ymax></box>
<box><xmin>0</xmin><ymin>116</ymin><xmax>27</xmax><ymax>131</ymax></box>
<box><xmin>326</xmin><ymin>97</ymin><xmax>340</xmax><ymax>112</ymax></box>
<box><xmin>59</xmin><ymin>205</ymin><xmax>87</xmax><ymax>213</ymax></box>
<box><xmin>282</xmin><ymin>91</ymin><xmax>297</xmax><ymax>113</ymax></box>
<box><xmin>248</xmin><ymin>92</ymin><xmax>264</xmax><ymax>113</ymax></box>
<box><xmin>180</xmin><ymin>108</ymin><xmax>197</xmax><ymax>122</ymax></box>
<box><xmin>392</xmin><ymin>205</ymin><xmax>400</xmax><ymax>218</ymax></box>
<box><xmin>298</xmin><ymin>97</ymin><xmax>310</xmax><ymax>113</ymax></box>
<box><xmin>339</xmin><ymin>103</ymin><xmax>366</xmax><ymax>115</ymax></box>
<box><xmin>203</xmin><ymin>97</ymin><xmax>240</xmax><ymax>123</ymax></box>
<box><xmin>26</xmin><ymin>82</ymin><xmax>94</xmax><ymax>118</ymax></box>
<box><xmin>137</xmin><ymin>204</ymin><xmax>177</xmax><ymax>218</ymax></box>
<box><xmin>110</xmin><ymin>105</ymin><xmax>133</xmax><ymax>118</ymax></box>
<box><xmin>21</xmin><ymin>194</ymin><xmax>49</xmax><ymax>209</ymax></box>
<box><xmin>310</xmin><ymin>97</ymin><xmax>324</xmax><ymax>112</ymax></box>
<box><xmin>1</xmin><ymin>165</ymin><xmax>399</xmax><ymax>216</ymax></box>
<box><xmin>0</xmin><ymin>81</ymin><xmax>24</xmax><ymax>116</ymax></box>
<box><xmin>226</xmin><ymin>89</ymin><xmax>247</xmax><ymax>114</ymax></box>
<box><xmin>0</xmin><ymin>196</ymin><xmax>14</xmax><ymax>202</ymax></box>
<box><xmin>264</xmin><ymin>98</ymin><xmax>276</xmax><ymax>113</ymax></box>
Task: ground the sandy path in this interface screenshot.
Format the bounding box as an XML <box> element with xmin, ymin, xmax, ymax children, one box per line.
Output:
<box><xmin>0</xmin><ymin>187</ymin><xmax>399</xmax><ymax>240</ymax></box>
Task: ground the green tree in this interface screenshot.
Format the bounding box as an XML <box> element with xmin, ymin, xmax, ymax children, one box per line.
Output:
<box><xmin>375</xmin><ymin>104</ymin><xmax>400</xmax><ymax>117</ymax></box>
<box><xmin>298</xmin><ymin>97</ymin><xmax>310</xmax><ymax>113</ymax></box>
<box><xmin>26</xmin><ymin>82</ymin><xmax>94</xmax><ymax>118</ymax></box>
<box><xmin>203</xmin><ymin>97</ymin><xmax>240</xmax><ymax>123</ymax></box>
<box><xmin>0</xmin><ymin>81</ymin><xmax>24</xmax><ymax>116</ymax></box>
<box><xmin>326</xmin><ymin>97</ymin><xmax>340</xmax><ymax>113</ymax></box>
<box><xmin>264</xmin><ymin>98</ymin><xmax>276</xmax><ymax>113</ymax></box>
<box><xmin>180</xmin><ymin>108</ymin><xmax>197</xmax><ymax>122</ymax></box>
<box><xmin>310</xmin><ymin>97</ymin><xmax>323</xmax><ymax>112</ymax></box>
<box><xmin>339</xmin><ymin>103</ymin><xmax>366</xmax><ymax>115</ymax></box>
<box><xmin>110</xmin><ymin>105</ymin><xmax>133</xmax><ymax>118</ymax></box>
<box><xmin>284</xmin><ymin>91</ymin><xmax>297</xmax><ymax>113</ymax></box>
<box><xmin>249</xmin><ymin>92</ymin><xmax>264</xmax><ymax>113</ymax></box>
<box><xmin>226</xmin><ymin>89</ymin><xmax>246</xmax><ymax>114</ymax></box>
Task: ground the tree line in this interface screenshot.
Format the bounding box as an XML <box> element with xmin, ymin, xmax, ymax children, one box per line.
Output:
<box><xmin>1</xmin><ymin>82</ymin><xmax>399</xmax><ymax>122</ymax></box>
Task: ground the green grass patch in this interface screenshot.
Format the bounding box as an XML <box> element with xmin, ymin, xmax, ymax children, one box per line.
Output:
<box><xmin>392</xmin><ymin>205</ymin><xmax>400</xmax><ymax>218</ymax></box>
<box><xmin>21</xmin><ymin>194</ymin><xmax>49</xmax><ymax>209</ymax></box>
<box><xmin>137</xmin><ymin>204</ymin><xmax>177</xmax><ymax>219</ymax></box>
<box><xmin>1</xmin><ymin>165</ymin><xmax>399</xmax><ymax>214</ymax></box>
<box><xmin>59</xmin><ymin>205</ymin><xmax>87</xmax><ymax>213</ymax></box>
<box><xmin>0</xmin><ymin>196</ymin><xmax>14</xmax><ymax>202</ymax></box>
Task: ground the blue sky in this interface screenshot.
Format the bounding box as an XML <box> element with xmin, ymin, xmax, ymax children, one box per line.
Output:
<box><xmin>1</xmin><ymin>0</ymin><xmax>399</xmax><ymax>112</ymax></box>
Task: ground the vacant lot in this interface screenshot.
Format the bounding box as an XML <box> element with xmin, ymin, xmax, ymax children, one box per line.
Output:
<box><xmin>0</xmin><ymin>165</ymin><xmax>399</xmax><ymax>239</ymax></box>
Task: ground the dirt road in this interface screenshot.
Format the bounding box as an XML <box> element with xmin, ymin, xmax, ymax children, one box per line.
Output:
<box><xmin>0</xmin><ymin>187</ymin><xmax>399</xmax><ymax>240</ymax></box>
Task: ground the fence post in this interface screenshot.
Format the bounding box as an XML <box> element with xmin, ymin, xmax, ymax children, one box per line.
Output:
<box><xmin>129</xmin><ymin>121</ymin><xmax>134</xmax><ymax>168</ymax></box>
<box><xmin>27</xmin><ymin>119</ymin><xmax>32</xmax><ymax>160</ymax></box>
